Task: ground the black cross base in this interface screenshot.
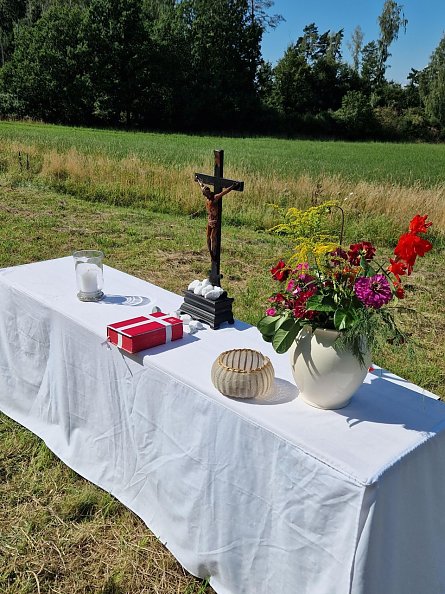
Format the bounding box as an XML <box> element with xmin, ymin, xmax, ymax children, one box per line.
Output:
<box><xmin>180</xmin><ymin>290</ymin><xmax>234</xmax><ymax>330</ymax></box>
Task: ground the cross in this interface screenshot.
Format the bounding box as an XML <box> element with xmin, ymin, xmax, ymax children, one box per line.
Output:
<box><xmin>195</xmin><ymin>150</ymin><xmax>244</xmax><ymax>286</ymax></box>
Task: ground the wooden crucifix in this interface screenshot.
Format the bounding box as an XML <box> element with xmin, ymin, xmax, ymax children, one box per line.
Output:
<box><xmin>179</xmin><ymin>150</ymin><xmax>244</xmax><ymax>329</ymax></box>
<box><xmin>195</xmin><ymin>150</ymin><xmax>244</xmax><ymax>286</ymax></box>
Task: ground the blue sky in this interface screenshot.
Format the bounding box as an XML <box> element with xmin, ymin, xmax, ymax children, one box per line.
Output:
<box><xmin>261</xmin><ymin>0</ymin><xmax>445</xmax><ymax>84</ymax></box>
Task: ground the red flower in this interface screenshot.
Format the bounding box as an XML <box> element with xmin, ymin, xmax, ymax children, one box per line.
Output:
<box><xmin>329</xmin><ymin>247</ymin><xmax>348</xmax><ymax>266</ymax></box>
<box><xmin>388</xmin><ymin>258</ymin><xmax>408</xmax><ymax>282</ymax></box>
<box><xmin>340</xmin><ymin>265</ymin><xmax>360</xmax><ymax>283</ymax></box>
<box><xmin>292</xmin><ymin>303</ymin><xmax>307</xmax><ymax>318</ymax></box>
<box><xmin>409</xmin><ymin>214</ymin><xmax>432</xmax><ymax>234</ymax></box>
<box><xmin>271</xmin><ymin>260</ymin><xmax>290</xmax><ymax>282</ymax></box>
<box><xmin>394</xmin><ymin>285</ymin><xmax>405</xmax><ymax>299</ymax></box>
<box><xmin>348</xmin><ymin>241</ymin><xmax>376</xmax><ymax>266</ymax></box>
<box><xmin>394</xmin><ymin>233</ymin><xmax>432</xmax><ymax>273</ymax></box>
<box><xmin>293</xmin><ymin>302</ymin><xmax>316</xmax><ymax>319</ymax></box>
<box><xmin>291</xmin><ymin>288</ymin><xmax>317</xmax><ymax>319</ymax></box>
<box><xmin>268</xmin><ymin>292</ymin><xmax>286</xmax><ymax>304</ymax></box>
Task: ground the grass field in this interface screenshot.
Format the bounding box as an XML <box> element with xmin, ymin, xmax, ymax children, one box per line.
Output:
<box><xmin>1</xmin><ymin>121</ymin><xmax>445</xmax><ymax>234</ymax></box>
<box><xmin>0</xmin><ymin>122</ymin><xmax>444</xmax><ymax>593</ymax></box>
<box><xmin>1</xmin><ymin>121</ymin><xmax>445</xmax><ymax>186</ymax></box>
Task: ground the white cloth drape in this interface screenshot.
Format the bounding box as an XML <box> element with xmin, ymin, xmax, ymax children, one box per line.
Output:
<box><xmin>1</xmin><ymin>257</ymin><xmax>445</xmax><ymax>594</ymax></box>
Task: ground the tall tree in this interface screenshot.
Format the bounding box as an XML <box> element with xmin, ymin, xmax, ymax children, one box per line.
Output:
<box><xmin>179</xmin><ymin>0</ymin><xmax>264</xmax><ymax>130</ymax></box>
<box><xmin>142</xmin><ymin>0</ymin><xmax>191</xmax><ymax>128</ymax></box>
<box><xmin>361</xmin><ymin>40</ymin><xmax>380</xmax><ymax>91</ymax></box>
<box><xmin>247</xmin><ymin>0</ymin><xmax>282</xmax><ymax>30</ymax></box>
<box><xmin>24</xmin><ymin>0</ymin><xmax>56</xmax><ymax>24</ymax></box>
<box><xmin>0</xmin><ymin>3</ymin><xmax>92</xmax><ymax>121</ymax></box>
<box><xmin>273</xmin><ymin>24</ymin><xmax>350</xmax><ymax>118</ymax></box>
<box><xmin>296</xmin><ymin>23</ymin><xmax>319</xmax><ymax>64</ymax></box>
<box><xmin>85</xmin><ymin>0</ymin><xmax>156</xmax><ymax>126</ymax></box>
<box><xmin>273</xmin><ymin>44</ymin><xmax>314</xmax><ymax>116</ymax></box>
<box><xmin>405</xmin><ymin>67</ymin><xmax>421</xmax><ymax>108</ymax></box>
<box><xmin>0</xmin><ymin>0</ymin><xmax>27</xmax><ymax>65</ymax></box>
<box><xmin>0</xmin><ymin>0</ymin><xmax>88</xmax><ymax>67</ymax></box>
<box><xmin>311</xmin><ymin>29</ymin><xmax>349</xmax><ymax>112</ymax></box>
<box><xmin>419</xmin><ymin>33</ymin><xmax>445</xmax><ymax>127</ymax></box>
<box><xmin>348</xmin><ymin>25</ymin><xmax>364</xmax><ymax>73</ymax></box>
<box><xmin>376</xmin><ymin>0</ymin><xmax>407</xmax><ymax>84</ymax></box>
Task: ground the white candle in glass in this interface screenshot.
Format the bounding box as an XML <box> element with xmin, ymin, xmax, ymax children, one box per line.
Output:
<box><xmin>78</xmin><ymin>264</ymin><xmax>99</xmax><ymax>293</ymax></box>
<box><xmin>73</xmin><ymin>250</ymin><xmax>104</xmax><ymax>301</ymax></box>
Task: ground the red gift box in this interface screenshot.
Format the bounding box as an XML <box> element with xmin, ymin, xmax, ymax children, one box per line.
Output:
<box><xmin>107</xmin><ymin>312</ymin><xmax>183</xmax><ymax>353</ymax></box>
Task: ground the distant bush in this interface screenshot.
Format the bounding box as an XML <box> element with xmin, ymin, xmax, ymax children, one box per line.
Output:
<box><xmin>398</xmin><ymin>108</ymin><xmax>438</xmax><ymax>141</ymax></box>
<box><xmin>333</xmin><ymin>91</ymin><xmax>377</xmax><ymax>139</ymax></box>
<box><xmin>0</xmin><ymin>92</ymin><xmax>26</xmax><ymax>119</ymax></box>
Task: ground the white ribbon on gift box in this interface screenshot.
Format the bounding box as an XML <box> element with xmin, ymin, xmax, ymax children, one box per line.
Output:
<box><xmin>112</xmin><ymin>314</ymin><xmax>175</xmax><ymax>348</ymax></box>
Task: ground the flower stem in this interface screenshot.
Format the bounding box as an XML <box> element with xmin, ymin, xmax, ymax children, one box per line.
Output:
<box><xmin>331</xmin><ymin>204</ymin><xmax>345</xmax><ymax>245</ymax></box>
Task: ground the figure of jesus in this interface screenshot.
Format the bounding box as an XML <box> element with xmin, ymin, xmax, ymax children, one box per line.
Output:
<box><xmin>195</xmin><ymin>175</ymin><xmax>239</xmax><ymax>263</ymax></box>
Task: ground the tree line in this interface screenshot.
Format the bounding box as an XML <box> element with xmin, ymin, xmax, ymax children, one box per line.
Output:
<box><xmin>0</xmin><ymin>0</ymin><xmax>444</xmax><ymax>140</ymax></box>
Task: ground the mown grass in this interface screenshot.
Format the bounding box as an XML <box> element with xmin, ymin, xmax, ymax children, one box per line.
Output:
<box><xmin>0</xmin><ymin>180</ymin><xmax>444</xmax><ymax>593</ymax></box>
<box><xmin>0</xmin><ymin>414</ymin><xmax>212</xmax><ymax>594</ymax></box>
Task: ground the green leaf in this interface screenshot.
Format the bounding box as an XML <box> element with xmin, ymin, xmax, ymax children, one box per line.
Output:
<box><xmin>334</xmin><ymin>308</ymin><xmax>356</xmax><ymax>330</ymax></box>
<box><xmin>257</xmin><ymin>315</ymin><xmax>280</xmax><ymax>336</ymax></box>
<box><xmin>261</xmin><ymin>333</ymin><xmax>274</xmax><ymax>343</ymax></box>
<box><xmin>361</xmin><ymin>257</ymin><xmax>376</xmax><ymax>277</ymax></box>
<box><xmin>306</xmin><ymin>295</ymin><xmax>336</xmax><ymax>312</ymax></box>
<box><xmin>275</xmin><ymin>313</ymin><xmax>294</xmax><ymax>330</ymax></box>
<box><xmin>272</xmin><ymin>318</ymin><xmax>301</xmax><ymax>354</ymax></box>
<box><xmin>359</xmin><ymin>255</ymin><xmax>368</xmax><ymax>271</ymax></box>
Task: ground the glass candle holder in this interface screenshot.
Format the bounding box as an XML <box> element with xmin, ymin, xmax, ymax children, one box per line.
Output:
<box><xmin>73</xmin><ymin>250</ymin><xmax>104</xmax><ymax>302</ymax></box>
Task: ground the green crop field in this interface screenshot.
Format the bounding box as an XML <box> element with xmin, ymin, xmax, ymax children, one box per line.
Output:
<box><xmin>1</xmin><ymin>120</ymin><xmax>445</xmax><ymax>186</ymax></box>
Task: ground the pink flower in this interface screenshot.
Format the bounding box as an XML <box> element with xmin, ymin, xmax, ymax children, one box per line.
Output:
<box><xmin>266</xmin><ymin>308</ymin><xmax>277</xmax><ymax>316</ymax></box>
<box><xmin>286</xmin><ymin>279</ymin><xmax>297</xmax><ymax>292</ymax></box>
<box><xmin>354</xmin><ymin>275</ymin><xmax>393</xmax><ymax>309</ymax></box>
<box><xmin>298</xmin><ymin>273</ymin><xmax>316</xmax><ymax>286</ymax></box>
<box><xmin>295</xmin><ymin>262</ymin><xmax>309</xmax><ymax>271</ymax></box>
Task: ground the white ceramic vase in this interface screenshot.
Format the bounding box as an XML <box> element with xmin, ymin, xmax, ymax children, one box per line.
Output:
<box><xmin>289</xmin><ymin>327</ymin><xmax>371</xmax><ymax>410</ymax></box>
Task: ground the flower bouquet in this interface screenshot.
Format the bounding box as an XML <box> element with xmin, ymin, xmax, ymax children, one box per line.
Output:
<box><xmin>258</xmin><ymin>209</ymin><xmax>433</xmax><ymax>365</ymax></box>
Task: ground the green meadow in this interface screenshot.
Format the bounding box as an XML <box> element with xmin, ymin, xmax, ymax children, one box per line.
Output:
<box><xmin>1</xmin><ymin>120</ymin><xmax>445</xmax><ymax>186</ymax></box>
<box><xmin>1</xmin><ymin>121</ymin><xmax>445</xmax><ymax>236</ymax></box>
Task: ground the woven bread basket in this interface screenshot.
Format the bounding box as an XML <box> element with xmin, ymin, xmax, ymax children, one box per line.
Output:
<box><xmin>211</xmin><ymin>348</ymin><xmax>275</xmax><ymax>399</ymax></box>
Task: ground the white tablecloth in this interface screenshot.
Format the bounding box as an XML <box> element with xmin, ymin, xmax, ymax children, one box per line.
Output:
<box><xmin>1</xmin><ymin>257</ymin><xmax>445</xmax><ymax>594</ymax></box>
